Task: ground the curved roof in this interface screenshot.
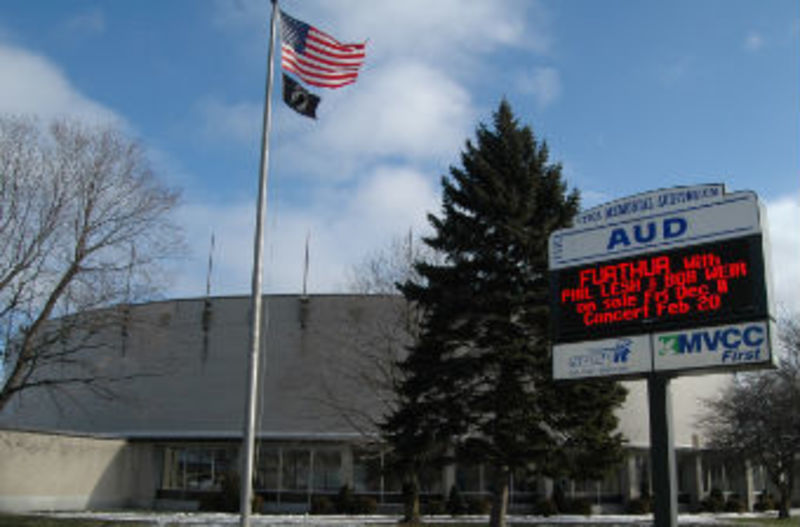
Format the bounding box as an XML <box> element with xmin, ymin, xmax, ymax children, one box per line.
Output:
<box><xmin>0</xmin><ymin>294</ymin><xmax>729</xmax><ymax>447</ymax></box>
<box><xmin>0</xmin><ymin>295</ymin><xmax>408</xmax><ymax>441</ymax></box>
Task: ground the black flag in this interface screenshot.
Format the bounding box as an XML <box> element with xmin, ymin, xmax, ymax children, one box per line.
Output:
<box><xmin>282</xmin><ymin>74</ymin><xmax>320</xmax><ymax>119</ymax></box>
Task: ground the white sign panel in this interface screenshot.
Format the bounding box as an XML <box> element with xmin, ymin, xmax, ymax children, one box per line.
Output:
<box><xmin>549</xmin><ymin>192</ymin><xmax>761</xmax><ymax>270</ymax></box>
<box><xmin>553</xmin><ymin>335</ymin><xmax>651</xmax><ymax>380</ymax></box>
<box><xmin>574</xmin><ymin>184</ymin><xmax>725</xmax><ymax>228</ymax></box>
<box><xmin>653</xmin><ymin>320</ymin><xmax>774</xmax><ymax>373</ymax></box>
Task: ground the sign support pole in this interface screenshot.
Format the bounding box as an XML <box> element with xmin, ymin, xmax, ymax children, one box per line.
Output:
<box><xmin>647</xmin><ymin>373</ymin><xmax>678</xmax><ymax>527</ymax></box>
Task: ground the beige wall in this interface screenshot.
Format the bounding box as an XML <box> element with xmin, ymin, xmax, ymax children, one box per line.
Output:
<box><xmin>615</xmin><ymin>374</ymin><xmax>732</xmax><ymax>448</ymax></box>
<box><xmin>0</xmin><ymin>429</ymin><xmax>157</xmax><ymax>512</ymax></box>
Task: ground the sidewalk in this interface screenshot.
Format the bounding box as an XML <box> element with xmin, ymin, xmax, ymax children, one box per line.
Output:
<box><xmin>37</xmin><ymin>510</ymin><xmax>796</xmax><ymax>526</ymax></box>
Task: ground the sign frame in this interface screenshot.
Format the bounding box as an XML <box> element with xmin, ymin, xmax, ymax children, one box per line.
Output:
<box><xmin>549</xmin><ymin>185</ymin><xmax>777</xmax><ymax>527</ymax></box>
<box><xmin>549</xmin><ymin>186</ymin><xmax>775</xmax><ymax>381</ymax></box>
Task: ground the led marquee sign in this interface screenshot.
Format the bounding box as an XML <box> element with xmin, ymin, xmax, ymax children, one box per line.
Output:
<box><xmin>551</xmin><ymin>234</ymin><xmax>768</xmax><ymax>344</ymax></box>
<box><xmin>549</xmin><ymin>187</ymin><xmax>774</xmax><ymax>380</ymax></box>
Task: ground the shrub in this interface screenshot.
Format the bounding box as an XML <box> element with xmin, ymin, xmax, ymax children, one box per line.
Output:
<box><xmin>221</xmin><ymin>471</ymin><xmax>242</xmax><ymax>512</ymax></box>
<box><xmin>424</xmin><ymin>499</ymin><xmax>446</xmax><ymax>515</ymax></box>
<box><xmin>252</xmin><ymin>494</ymin><xmax>264</xmax><ymax>514</ymax></box>
<box><xmin>198</xmin><ymin>472</ymin><xmax>241</xmax><ymax>512</ymax></box>
<box><xmin>466</xmin><ymin>496</ymin><xmax>492</xmax><ymax>514</ymax></box>
<box><xmin>754</xmin><ymin>493</ymin><xmax>776</xmax><ymax>512</ymax></box>
<box><xmin>626</xmin><ymin>496</ymin><xmax>651</xmax><ymax>514</ymax></box>
<box><xmin>724</xmin><ymin>495</ymin><xmax>746</xmax><ymax>513</ymax></box>
<box><xmin>330</xmin><ymin>485</ymin><xmax>377</xmax><ymax>514</ymax></box>
<box><xmin>352</xmin><ymin>496</ymin><xmax>378</xmax><ymax>514</ymax></box>
<box><xmin>198</xmin><ymin>493</ymin><xmax>221</xmax><ymax>512</ymax></box>
<box><xmin>563</xmin><ymin>498</ymin><xmax>592</xmax><ymax>515</ymax></box>
<box><xmin>310</xmin><ymin>495</ymin><xmax>336</xmax><ymax>514</ymax></box>
<box><xmin>446</xmin><ymin>486</ymin><xmax>468</xmax><ymax>515</ymax></box>
<box><xmin>334</xmin><ymin>485</ymin><xmax>354</xmax><ymax>513</ymax></box>
<box><xmin>534</xmin><ymin>498</ymin><xmax>559</xmax><ymax>517</ymax></box>
<box><xmin>630</xmin><ymin>496</ymin><xmax>651</xmax><ymax>514</ymax></box>
<box><xmin>552</xmin><ymin>484</ymin><xmax>568</xmax><ymax>512</ymax></box>
<box><xmin>197</xmin><ymin>473</ymin><xmax>263</xmax><ymax>513</ymax></box>
<box><xmin>701</xmin><ymin>488</ymin><xmax>725</xmax><ymax>513</ymax></box>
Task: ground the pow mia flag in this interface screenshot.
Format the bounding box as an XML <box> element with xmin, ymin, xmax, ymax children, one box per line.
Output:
<box><xmin>282</xmin><ymin>74</ymin><xmax>320</xmax><ymax>119</ymax></box>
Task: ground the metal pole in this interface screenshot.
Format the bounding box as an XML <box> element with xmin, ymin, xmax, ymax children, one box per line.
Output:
<box><xmin>240</xmin><ymin>1</ymin><xmax>278</xmax><ymax>525</ymax></box>
<box><xmin>647</xmin><ymin>373</ymin><xmax>678</xmax><ymax>527</ymax></box>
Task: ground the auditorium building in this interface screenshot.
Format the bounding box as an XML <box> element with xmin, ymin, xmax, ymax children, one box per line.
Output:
<box><xmin>0</xmin><ymin>295</ymin><xmax>782</xmax><ymax>513</ymax></box>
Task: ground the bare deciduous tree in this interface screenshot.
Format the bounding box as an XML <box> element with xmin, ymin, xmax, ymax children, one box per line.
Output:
<box><xmin>347</xmin><ymin>230</ymin><xmax>437</xmax><ymax>295</ymax></box>
<box><xmin>319</xmin><ymin>232</ymin><xmax>436</xmax><ymax>522</ymax></box>
<box><xmin>701</xmin><ymin>316</ymin><xmax>800</xmax><ymax>519</ymax></box>
<box><xmin>0</xmin><ymin>116</ymin><xmax>183</xmax><ymax>410</ymax></box>
<box><xmin>318</xmin><ymin>232</ymin><xmax>432</xmax><ymax>435</ymax></box>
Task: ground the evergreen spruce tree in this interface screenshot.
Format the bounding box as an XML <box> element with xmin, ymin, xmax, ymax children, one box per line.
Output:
<box><xmin>389</xmin><ymin>100</ymin><xmax>627</xmax><ymax>527</ymax></box>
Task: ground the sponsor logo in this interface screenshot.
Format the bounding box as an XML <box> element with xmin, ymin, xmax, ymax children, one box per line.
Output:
<box><xmin>568</xmin><ymin>338</ymin><xmax>632</xmax><ymax>369</ymax></box>
<box><xmin>657</xmin><ymin>324</ymin><xmax>765</xmax><ymax>364</ymax></box>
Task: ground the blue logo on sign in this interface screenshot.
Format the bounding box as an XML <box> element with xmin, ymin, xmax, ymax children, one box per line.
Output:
<box><xmin>569</xmin><ymin>339</ymin><xmax>632</xmax><ymax>369</ymax></box>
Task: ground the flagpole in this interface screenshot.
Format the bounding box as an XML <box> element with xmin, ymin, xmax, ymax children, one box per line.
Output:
<box><xmin>240</xmin><ymin>1</ymin><xmax>278</xmax><ymax>526</ymax></box>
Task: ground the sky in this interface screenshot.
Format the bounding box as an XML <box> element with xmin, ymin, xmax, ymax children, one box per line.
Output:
<box><xmin>0</xmin><ymin>0</ymin><xmax>797</xmax><ymax>312</ymax></box>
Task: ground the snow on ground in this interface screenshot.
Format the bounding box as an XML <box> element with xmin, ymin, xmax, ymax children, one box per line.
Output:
<box><xmin>36</xmin><ymin>511</ymin><xmax>794</xmax><ymax>526</ymax></box>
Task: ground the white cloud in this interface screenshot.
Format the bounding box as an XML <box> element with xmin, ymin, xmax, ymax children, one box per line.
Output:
<box><xmin>346</xmin><ymin>166</ymin><xmax>439</xmax><ymax>238</ymax></box>
<box><xmin>766</xmin><ymin>194</ymin><xmax>800</xmax><ymax>315</ymax></box>
<box><xmin>315</xmin><ymin>61</ymin><xmax>473</xmax><ymax>161</ymax></box>
<box><xmin>328</xmin><ymin>0</ymin><xmax>548</xmax><ymax>67</ymax></box>
<box><xmin>517</xmin><ymin>66</ymin><xmax>562</xmax><ymax>108</ymax></box>
<box><xmin>292</xmin><ymin>168</ymin><xmax>438</xmax><ymax>292</ymax></box>
<box><xmin>200</xmin><ymin>61</ymin><xmax>475</xmax><ymax>181</ymax></box>
<box><xmin>0</xmin><ymin>38</ymin><xmax>443</xmax><ymax>300</ymax></box>
<box><xmin>171</xmin><ymin>166</ymin><xmax>439</xmax><ymax>297</ymax></box>
<box><xmin>744</xmin><ymin>31</ymin><xmax>764</xmax><ymax>52</ymax></box>
<box><xmin>172</xmin><ymin>202</ymin><xmax>254</xmax><ymax>298</ymax></box>
<box><xmin>186</xmin><ymin>0</ymin><xmax>558</xmax><ymax>297</ymax></box>
<box><xmin>0</xmin><ymin>44</ymin><xmax>121</xmax><ymax>127</ymax></box>
<box><xmin>194</xmin><ymin>64</ymin><xmax>477</xmax><ymax>182</ymax></box>
<box><xmin>204</xmin><ymin>0</ymin><xmax>553</xmax><ymax>171</ymax></box>
<box><xmin>213</xmin><ymin>0</ymin><xmax>549</xmax><ymax>68</ymax></box>
<box><xmin>579</xmin><ymin>189</ymin><xmax>612</xmax><ymax>209</ymax></box>
<box><xmin>197</xmin><ymin>0</ymin><xmax>560</xmax><ymax>225</ymax></box>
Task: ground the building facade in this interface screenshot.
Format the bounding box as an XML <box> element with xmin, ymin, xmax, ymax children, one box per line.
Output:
<box><xmin>0</xmin><ymin>295</ymin><xmax>789</xmax><ymax>513</ymax></box>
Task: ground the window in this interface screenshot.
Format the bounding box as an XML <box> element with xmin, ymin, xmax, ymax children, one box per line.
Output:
<box><xmin>456</xmin><ymin>464</ymin><xmax>482</xmax><ymax>492</ymax></box>
<box><xmin>573</xmin><ymin>478</ymin><xmax>597</xmax><ymax>495</ymax></box>
<box><xmin>255</xmin><ymin>447</ymin><xmax>280</xmax><ymax>490</ymax></box>
<box><xmin>703</xmin><ymin>459</ymin><xmax>731</xmax><ymax>493</ymax></box>
<box><xmin>419</xmin><ymin>464</ymin><xmax>443</xmax><ymax>494</ymax></box>
<box><xmin>313</xmin><ymin>450</ymin><xmax>342</xmax><ymax>491</ymax></box>
<box><xmin>282</xmin><ymin>449</ymin><xmax>310</xmax><ymax>491</ymax></box>
<box><xmin>162</xmin><ymin>446</ymin><xmax>234</xmax><ymax>491</ymax></box>
<box><xmin>636</xmin><ymin>454</ymin><xmax>651</xmax><ymax>496</ymax></box>
<box><xmin>752</xmin><ymin>463</ymin><xmax>767</xmax><ymax>492</ymax></box>
<box><xmin>353</xmin><ymin>449</ymin><xmax>383</xmax><ymax>493</ymax></box>
<box><xmin>599</xmin><ymin>469</ymin><xmax>622</xmax><ymax>495</ymax></box>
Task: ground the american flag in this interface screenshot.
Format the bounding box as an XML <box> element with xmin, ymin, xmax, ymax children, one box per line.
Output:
<box><xmin>279</xmin><ymin>10</ymin><xmax>366</xmax><ymax>89</ymax></box>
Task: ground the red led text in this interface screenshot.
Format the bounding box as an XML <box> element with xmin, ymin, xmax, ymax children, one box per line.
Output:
<box><xmin>559</xmin><ymin>250</ymin><xmax>749</xmax><ymax>329</ymax></box>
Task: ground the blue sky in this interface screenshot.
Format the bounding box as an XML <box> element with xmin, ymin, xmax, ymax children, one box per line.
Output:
<box><xmin>0</xmin><ymin>1</ymin><xmax>797</xmax><ymax>310</ymax></box>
